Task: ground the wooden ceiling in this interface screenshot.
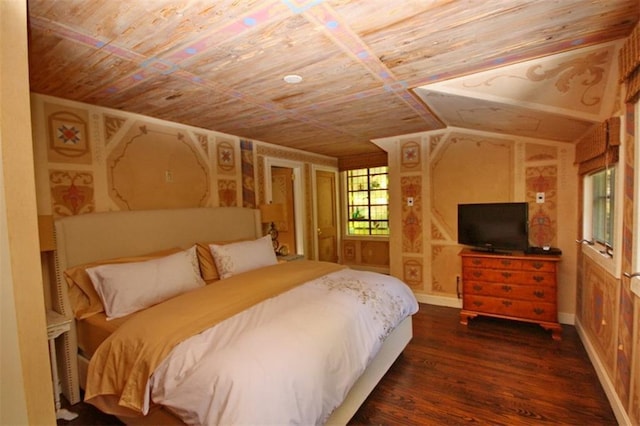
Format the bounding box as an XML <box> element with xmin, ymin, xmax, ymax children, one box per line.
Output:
<box><xmin>27</xmin><ymin>0</ymin><xmax>639</xmax><ymax>159</ymax></box>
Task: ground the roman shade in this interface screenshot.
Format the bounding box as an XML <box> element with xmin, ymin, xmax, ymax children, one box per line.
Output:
<box><xmin>575</xmin><ymin>117</ymin><xmax>620</xmax><ymax>175</ymax></box>
<box><xmin>338</xmin><ymin>151</ymin><xmax>387</xmax><ymax>171</ymax></box>
<box><xmin>619</xmin><ymin>22</ymin><xmax>640</xmax><ymax>103</ymax></box>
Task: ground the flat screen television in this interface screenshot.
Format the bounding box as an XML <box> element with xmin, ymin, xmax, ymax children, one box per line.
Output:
<box><xmin>457</xmin><ymin>202</ymin><xmax>529</xmax><ymax>253</ymax></box>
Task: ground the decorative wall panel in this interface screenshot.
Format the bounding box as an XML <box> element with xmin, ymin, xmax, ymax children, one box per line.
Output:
<box><xmin>217</xmin><ymin>139</ymin><xmax>235</xmax><ymax>174</ymax></box>
<box><xmin>583</xmin><ymin>259</ymin><xmax>618</xmax><ymax>378</ymax></box>
<box><xmin>400</xmin><ymin>140</ymin><xmax>421</xmax><ymax>172</ymax></box>
<box><xmin>45</xmin><ymin>103</ymin><xmax>92</xmax><ymax>164</ymax></box>
<box><xmin>103</xmin><ymin>114</ymin><xmax>127</xmax><ymax>145</ymax></box>
<box><xmin>240</xmin><ymin>139</ymin><xmax>256</xmax><ymax>208</ymax></box>
<box><xmin>401</xmin><ymin>175</ymin><xmax>422</xmax><ymax>253</ymax></box>
<box><xmin>217</xmin><ymin>179</ymin><xmax>237</xmax><ymax>207</ymax></box>
<box><xmin>107</xmin><ymin>122</ymin><xmax>209</xmax><ymax>210</ymax></box>
<box><xmin>49</xmin><ymin>170</ymin><xmax>94</xmax><ymax>217</ymax></box>
<box><xmin>403</xmin><ymin>257</ymin><xmax>423</xmax><ymax>290</ymax></box>
<box><xmin>526</xmin><ymin>166</ymin><xmax>557</xmax><ymax>247</ymax></box>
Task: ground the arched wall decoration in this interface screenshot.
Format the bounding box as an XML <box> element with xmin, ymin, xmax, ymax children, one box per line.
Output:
<box><xmin>108</xmin><ymin>123</ymin><xmax>210</xmax><ymax>210</ymax></box>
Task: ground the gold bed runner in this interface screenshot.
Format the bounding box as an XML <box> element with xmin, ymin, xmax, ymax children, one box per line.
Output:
<box><xmin>84</xmin><ymin>260</ymin><xmax>345</xmax><ymax>416</ymax></box>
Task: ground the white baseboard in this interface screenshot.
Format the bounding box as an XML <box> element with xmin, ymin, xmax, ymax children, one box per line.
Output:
<box><xmin>415</xmin><ymin>293</ymin><xmax>462</xmax><ymax>308</ymax></box>
<box><xmin>575</xmin><ymin>317</ymin><xmax>632</xmax><ymax>426</ymax></box>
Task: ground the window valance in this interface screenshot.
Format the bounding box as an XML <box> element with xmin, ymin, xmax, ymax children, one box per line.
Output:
<box><xmin>619</xmin><ymin>22</ymin><xmax>640</xmax><ymax>103</ymax></box>
<box><xmin>575</xmin><ymin>117</ymin><xmax>620</xmax><ymax>175</ymax></box>
<box><xmin>338</xmin><ymin>151</ymin><xmax>387</xmax><ymax>171</ymax></box>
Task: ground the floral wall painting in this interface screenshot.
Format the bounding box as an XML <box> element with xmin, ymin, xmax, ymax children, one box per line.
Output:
<box><xmin>49</xmin><ymin>170</ymin><xmax>95</xmax><ymax>217</ymax></box>
<box><xmin>46</xmin><ymin>103</ymin><xmax>92</xmax><ymax>164</ymax></box>
<box><xmin>218</xmin><ymin>179</ymin><xmax>237</xmax><ymax>207</ymax></box>
<box><xmin>217</xmin><ymin>140</ymin><xmax>236</xmax><ymax>174</ymax></box>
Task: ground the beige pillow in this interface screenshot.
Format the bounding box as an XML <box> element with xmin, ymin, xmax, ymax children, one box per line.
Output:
<box><xmin>86</xmin><ymin>246</ymin><xmax>204</xmax><ymax>320</ymax></box>
<box><xmin>64</xmin><ymin>247</ymin><xmax>182</xmax><ymax>319</ymax></box>
<box><xmin>196</xmin><ymin>239</ymin><xmax>247</xmax><ymax>284</ymax></box>
<box><xmin>209</xmin><ymin>235</ymin><xmax>277</xmax><ymax>279</ymax></box>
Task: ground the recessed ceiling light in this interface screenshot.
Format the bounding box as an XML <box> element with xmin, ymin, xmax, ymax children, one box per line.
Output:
<box><xmin>283</xmin><ymin>74</ymin><xmax>303</xmax><ymax>84</ymax></box>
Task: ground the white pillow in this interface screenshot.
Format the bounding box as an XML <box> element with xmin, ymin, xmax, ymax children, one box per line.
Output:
<box><xmin>86</xmin><ymin>246</ymin><xmax>205</xmax><ymax>319</ymax></box>
<box><xmin>209</xmin><ymin>235</ymin><xmax>277</xmax><ymax>279</ymax></box>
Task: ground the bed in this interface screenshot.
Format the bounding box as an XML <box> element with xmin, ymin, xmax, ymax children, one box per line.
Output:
<box><xmin>52</xmin><ymin>207</ymin><xmax>418</xmax><ymax>425</ymax></box>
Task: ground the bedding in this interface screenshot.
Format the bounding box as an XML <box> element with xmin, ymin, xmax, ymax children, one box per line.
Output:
<box><xmin>84</xmin><ymin>260</ymin><xmax>418</xmax><ymax>425</ymax></box>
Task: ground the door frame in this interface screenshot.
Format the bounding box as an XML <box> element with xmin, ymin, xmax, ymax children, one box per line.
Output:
<box><xmin>264</xmin><ymin>157</ymin><xmax>304</xmax><ymax>256</ymax></box>
<box><xmin>312</xmin><ymin>165</ymin><xmax>341</xmax><ymax>262</ymax></box>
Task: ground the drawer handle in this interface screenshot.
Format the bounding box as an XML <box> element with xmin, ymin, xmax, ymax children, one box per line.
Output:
<box><xmin>473</xmin><ymin>301</ymin><xmax>483</xmax><ymax>307</ymax></box>
<box><xmin>473</xmin><ymin>284</ymin><xmax>483</xmax><ymax>291</ymax></box>
<box><xmin>533</xmin><ymin>308</ymin><xmax>545</xmax><ymax>315</ymax></box>
<box><xmin>533</xmin><ymin>290</ymin><xmax>545</xmax><ymax>298</ymax></box>
<box><xmin>532</xmin><ymin>262</ymin><xmax>544</xmax><ymax>270</ymax></box>
<box><xmin>533</xmin><ymin>275</ymin><xmax>544</xmax><ymax>283</ymax></box>
<box><xmin>501</xmin><ymin>272</ymin><xmax>512</xmax><ymax>278</ymax></box>
<box><xmin>473</xmin><ymin>271</ymin><xmax>482</xmax><ymax>278</ymax></box>
<box><xmin>501</xmin><ymin>260</ymin><xmax>512</xmax><ymax>266</ymax></box>
<box><xmin>501</xmin><ymin>285</ymin><xmax>512</xmax><ymax>292</ymax></box>
<box><xmin>502</xmin><ymin>300</ymin><xmax>512</xmax><ymax>307</ymax></box>
<box><xmin>472</xmin><ymin>259</ymin><xmax>482</xmax><ymax>265</ymax></box>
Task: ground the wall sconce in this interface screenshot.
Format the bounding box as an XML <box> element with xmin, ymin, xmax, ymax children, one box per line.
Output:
<box><xmin>259</xmin><ymin>203</ymin><xmax>285</xmax><ymax>251</ymax></box>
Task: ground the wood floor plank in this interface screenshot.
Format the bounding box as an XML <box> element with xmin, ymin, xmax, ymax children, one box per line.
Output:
<box><xmin>58</xmin><ymin>304</ymin><xmax>616</xmax><ymax>426</ymax></box>
<box><xmin>349</xmin><ymin>304</ymin><xmax>616</xmax><ymax>425</ymax></box>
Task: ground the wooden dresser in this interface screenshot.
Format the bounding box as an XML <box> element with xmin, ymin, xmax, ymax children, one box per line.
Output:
<box><xmin>459</xmin><ymin>248</ymin><xmax>562</xmax><ymax>340</ymax></box>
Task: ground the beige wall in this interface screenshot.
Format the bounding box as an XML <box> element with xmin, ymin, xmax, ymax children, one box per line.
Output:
<box><xmin>375</xmin><ymin>129</ymin><xmax>578</xmax><ymax>321</ymax></box>
<box><xmin>1</xmin><ymin>0</ymin><xmax>56</xmax><ymax>424</ymax></box>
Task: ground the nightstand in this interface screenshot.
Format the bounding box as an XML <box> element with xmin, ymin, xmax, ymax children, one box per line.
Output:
<box><xmin>277</xmin><ymin>254</ymin><xmax>304</xmax><ymax>263</ymax></box>
<box><xmin>46</xmin><ymin>310</ymin><xmax>78</xmax><ymax>421</ymax></box>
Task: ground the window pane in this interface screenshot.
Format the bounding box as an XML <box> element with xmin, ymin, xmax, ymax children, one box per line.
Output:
<box><xmin>346</xmin><ymin>167</ymin><xmax>389</xmax><ymax>236</ymax></box>
<box><xmin>591</xmin><ymin>167</ymin><xmax>615</xmax><ymax>247</ymax></box>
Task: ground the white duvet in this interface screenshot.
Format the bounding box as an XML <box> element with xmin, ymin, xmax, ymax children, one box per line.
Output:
<box><xmin>148</xmin><ymin>267</ymin><xmax>419</xmax><ymax>425</ymax></box>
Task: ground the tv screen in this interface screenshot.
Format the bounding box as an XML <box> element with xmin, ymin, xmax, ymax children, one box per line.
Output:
<box><xmin>457</xmin><ymin>202</ymin><xmax>529</xmax><ymax>252</ymax></box>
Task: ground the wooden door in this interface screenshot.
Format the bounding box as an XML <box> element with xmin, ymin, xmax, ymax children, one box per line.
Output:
<box><xmin>271</xmin><ymin>167</ymin><xmax>296</xmax><ymax>253</ymax></box>
<box><xmin>315</xmin><ymin>170</ymin><xmax>338</xmax><ymax>262</ymax></box>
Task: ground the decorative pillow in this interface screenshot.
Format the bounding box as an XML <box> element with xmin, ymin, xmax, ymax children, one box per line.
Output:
<box><xmin>64</xmin><ymin>247</ymin><xmax>182</xmax><ymax>320</ymax></box>
<box><xmin>86</xmin><ymin>246</ymin><xmax>205</xmax><ymax>320</ymax></box>
<box><xmin>195</xmin><ymin>240</ymin><xmax>245</xmax><ymax>284</ymax></box>
<box><xmin>209</xmin><ymin>235</ymin><xmax>277</xmax><ymax>279</ymax></box>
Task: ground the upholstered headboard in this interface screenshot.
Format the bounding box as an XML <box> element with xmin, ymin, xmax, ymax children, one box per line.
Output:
<box><xmin>52</xmin><ymin>207</ymin><xmax>262</xmax><ymax>404</ymax></box>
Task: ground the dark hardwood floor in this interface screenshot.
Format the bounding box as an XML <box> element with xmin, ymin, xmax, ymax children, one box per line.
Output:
<box><xmin>58</xmin><ymin>304</ymin><xmax>616</xmax><ymax>426</ymax></box>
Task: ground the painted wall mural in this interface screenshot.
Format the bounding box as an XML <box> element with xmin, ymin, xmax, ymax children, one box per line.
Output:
<box><xmin>33</xmin><ymin>95</ymin><xmax>336</xmax><ymax>232</ymax></box>
<box><xmin>49</xmin><ymin>170</ymin><xmax>94</xmax><ymax>217</ymax></box>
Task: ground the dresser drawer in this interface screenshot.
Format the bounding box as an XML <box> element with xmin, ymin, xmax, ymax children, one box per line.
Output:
<box><xmin>462</xmin><ymin>256</ymin><xmax>522</xmax><ymax>271</ymax></box>
<box><xmin>463</xmin><ymin>295</ymin><xmax>557</xmax><ymax>322</ymax></box>
<box><xmin>521</xmin><ymin>259</ymin><xmax>556</xmax><ymax>272</ymax></box>
<box><xmin>463</xmin><ymin>268</ymin><xmax>556</xmax><ymax>287</ymax></box>
<box><xmin>463</xmin><ymin>280</ymin><xmax>557</xmax><ymax>303</ymax></box>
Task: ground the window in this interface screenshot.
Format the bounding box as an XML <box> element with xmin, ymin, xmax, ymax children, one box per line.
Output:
<box><xmin>346</xmin><ymin>167</ymin><xmax>389</xmax><ymax>235</ymax></box>
<box><xmin>590</xmin><ymin>167</ymin><xmax>615</xmax><ymax>250</ymax></box>
<box><xmin>582</xmin><ymin>163</ymin><xmax>622</xmax><ymax>278</ymax></box>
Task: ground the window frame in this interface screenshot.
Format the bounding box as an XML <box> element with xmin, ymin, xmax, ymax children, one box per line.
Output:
<box><xmin>344</xmin><ymin>167</ymin><xmax>390</xmax><ymax>237</ymax></box>
<box><xmin>581</xmin><ymin>127</ymin><xmax>624</xmax><ymax>279</ymax></box>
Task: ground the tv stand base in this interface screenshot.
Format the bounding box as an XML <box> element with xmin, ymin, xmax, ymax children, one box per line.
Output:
<box><xmin>460</xmin><ymin>310</ymin><xmax>562</xmax><ymax>341</ymax></box>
